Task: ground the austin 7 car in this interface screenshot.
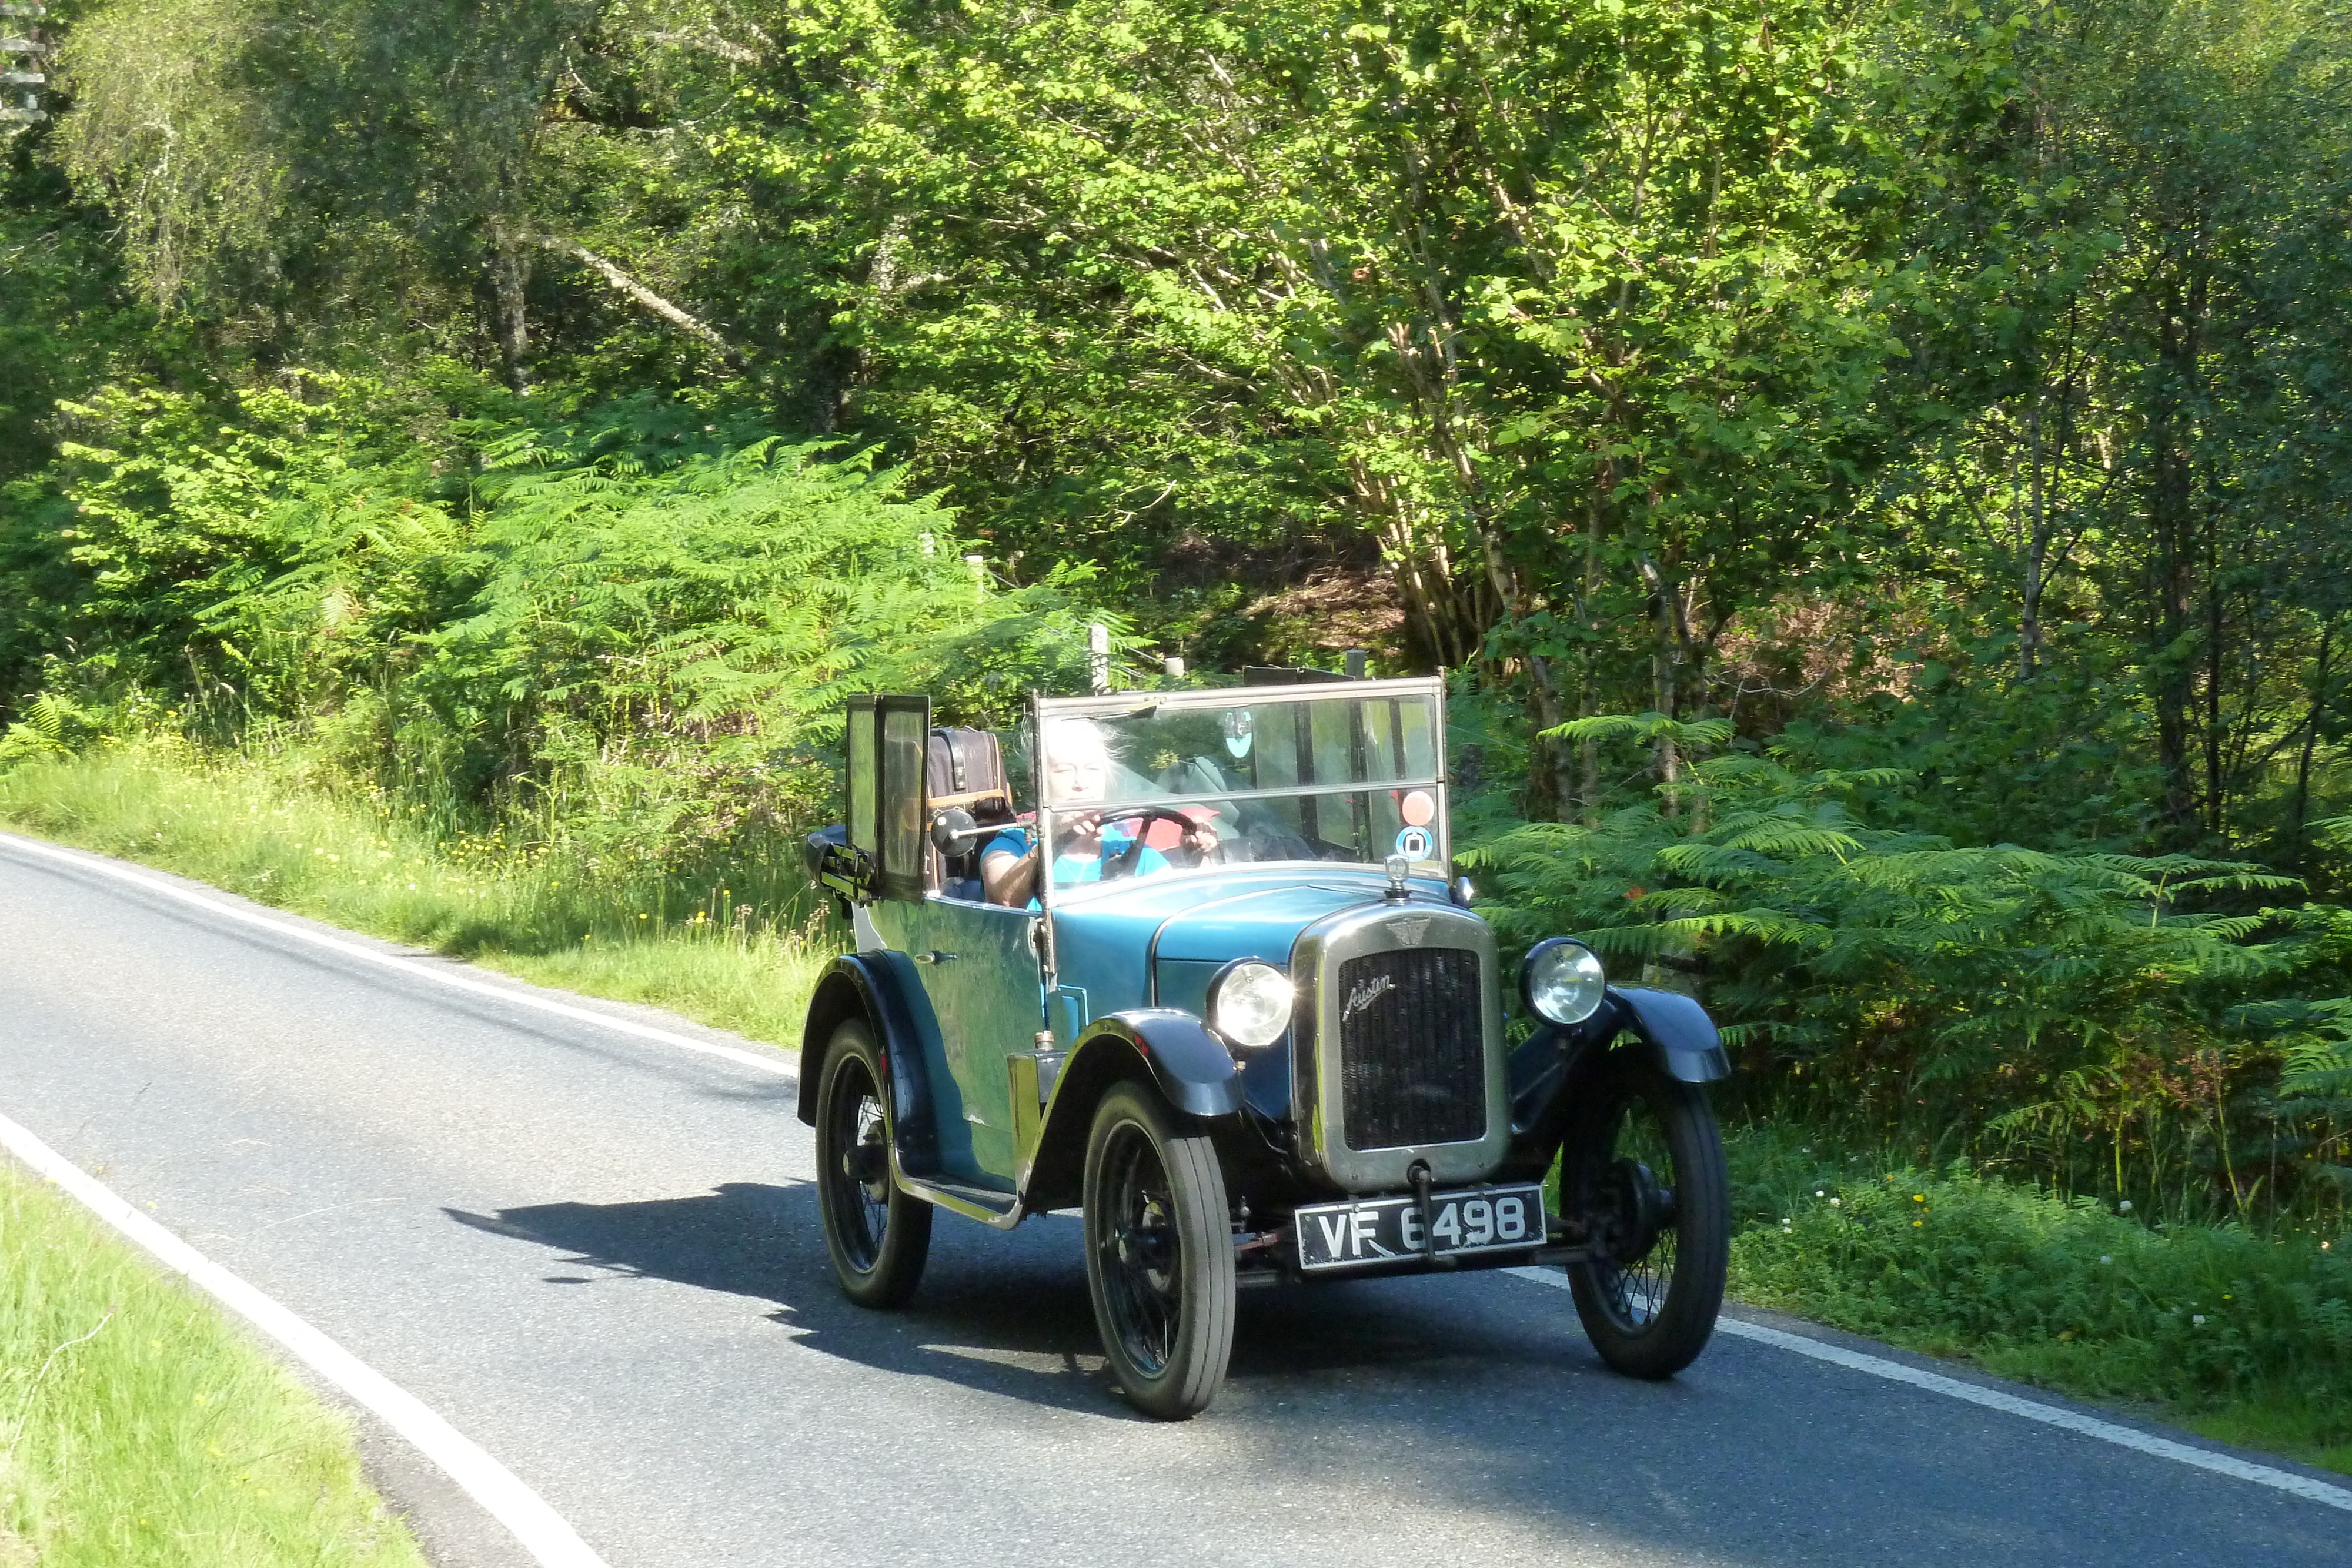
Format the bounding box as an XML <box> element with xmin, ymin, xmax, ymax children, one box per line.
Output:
<box><xmin>800</xmin><ymin>674</ymin><xmax>1732</xmax><ymax>1418</ymax></box>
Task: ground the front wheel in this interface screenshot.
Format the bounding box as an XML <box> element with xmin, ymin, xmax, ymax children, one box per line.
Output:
<box><xmin>1081</xmin><ymin>1083</ymin><xmax>1237</xmax><ymax>1420</ymax></box>
<box><xmin>814</xmin><ymin>1019</ymin><xmax>933</xmax><ymax>1308</ymax></box>
<box><xmin>1560</xmin><ymin>1048</ymin><xmax>1730</xmax><ymax>1378</ymax></box>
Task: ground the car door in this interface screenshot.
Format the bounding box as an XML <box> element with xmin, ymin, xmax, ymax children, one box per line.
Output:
<box><xmin>903</xmin><ymin>895</ymin><xmax>1045</xmax><ymax>1187</ymax></box>
<box><xmin>848</xmin><ymin>693</ymin><xmax>1048</xmax><ymax>1188</ymax></box>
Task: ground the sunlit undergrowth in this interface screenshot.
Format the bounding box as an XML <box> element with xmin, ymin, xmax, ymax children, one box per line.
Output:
<box><xmin>0</xmin><ymin>739</ymin><xmax>827</xmax><ymax>1047</ymax></box>
<box><xmin>1726</xmin><ymin>1125</ymin><xmax>2352</xmax><ymax>1475</ymax></box>
<box><xmin>0</xmin><ymin>1162</ymin><xmax>426</xmax><ymax>1567</ymax></box>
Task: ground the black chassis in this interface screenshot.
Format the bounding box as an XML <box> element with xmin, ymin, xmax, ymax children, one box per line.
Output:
<box><xmin>797</xmin><ymin>954</ymin><xmax>1730</xmax><ymax>1282</ymax></box>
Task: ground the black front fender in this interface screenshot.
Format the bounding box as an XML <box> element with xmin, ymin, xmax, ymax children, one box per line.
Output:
<box><xmin>1074</xmin><ymin>1009</ymin><xmax>1247</xmax><ymax>1118</ymax></box>
<box><xmin>1499</xmin><ymin>985</ymin><xmax>1729</xmax><ymax>1180</ymax></box>
<box><xmin>1018</xmin><ymin>1010</ymin><xmax>1244</xmax><ymax>1212</ymax></box>
<box><xmin>1602</xmin><ymin>986</ymin><xmax>1732</xmax><ymax>1083</ymax></box>
<box><xmin>796</xmin><ymin>953</ymin><xmax>942</xmax><ymax>1177</ymax></box>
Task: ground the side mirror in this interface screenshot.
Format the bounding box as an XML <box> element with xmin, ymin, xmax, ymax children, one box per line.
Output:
<box><xmin>931</xmin><ymin>807</ymin><xmax>981</xmax><ymax>853</ymax></box>
<box><xmin>803</xmin><ymin>824</ymin><xmax>844</xmax><ymax>884</ymax></box>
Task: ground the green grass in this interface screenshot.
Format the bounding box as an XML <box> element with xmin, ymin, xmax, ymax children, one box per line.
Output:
<box><xmin>0</xmin><ymin>1162</ymin><xmax>427</xmax><ymax>1567</ymax></box>
<box><xmin>1726</xmin><ymin>1125</ymin><xmax>2352</xmax><ymax>1475</ymax></box>
<box><xmin>6</xmin><ymin>741</ymin><xmax>2348</xmax><ymax>1478</ymax></box>
<box><xmin>0</xmin><ymin>740</ymin><xmax>827</xmax><ymax>1048</ymax></box>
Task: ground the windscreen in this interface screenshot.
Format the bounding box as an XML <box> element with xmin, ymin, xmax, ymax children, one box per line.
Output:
<box><xmin>1034</xmin><ymin>688</ymin><xmax>1445</xmax><ymax>890</ymax></box>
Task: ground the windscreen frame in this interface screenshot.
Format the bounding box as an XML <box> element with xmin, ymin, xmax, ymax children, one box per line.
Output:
<box><xmin>1030</xmin><ymin>676</ymin><xmax>1451</xmax><ymax>890</ymax></box>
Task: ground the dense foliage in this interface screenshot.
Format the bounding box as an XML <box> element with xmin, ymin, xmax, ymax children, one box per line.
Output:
<box><xmin>5</xmin><ymin>0</ymin><xmax>2351</xmax><ymax>1225</ymax></box>
<box><xmin>1729</xmin><ymin>1149</ymin><xmax>2352</xmax><ymax>1446</ymax></box>
<box><xmin>1472</xmin><ymin>720</ymin><xmax>2352</xmax><ymax>1225</ymax></box>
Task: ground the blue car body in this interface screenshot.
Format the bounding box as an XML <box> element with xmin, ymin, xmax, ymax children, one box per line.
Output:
<box><xmin>799</xmin><ymin>680</ymin><xmax>1730</xmax><ymax>1251</ymax></box>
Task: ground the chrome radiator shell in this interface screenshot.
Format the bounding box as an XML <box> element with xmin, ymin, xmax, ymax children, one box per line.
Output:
<box><xmin>1287</xmin><ymin>902</ymin><xmax>1508</xmax><ymax>1192</ymax></box>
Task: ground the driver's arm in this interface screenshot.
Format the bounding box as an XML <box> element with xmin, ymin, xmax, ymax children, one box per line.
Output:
<box><xmin>981</xmin><ymin>840</ymin><xmax>1039</xmax><ymax>907</ymax></box>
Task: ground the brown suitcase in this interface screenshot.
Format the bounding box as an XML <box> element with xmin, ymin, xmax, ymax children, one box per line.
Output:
<box><xmin>926</xmin><ymin>727</ymin><xmax>1013</xmax><ymax>897</ymax></box>
<box><xmin>926</xmin><ymin>726</ymin><xmax>1013</xmax><ymax>821</ymax></box>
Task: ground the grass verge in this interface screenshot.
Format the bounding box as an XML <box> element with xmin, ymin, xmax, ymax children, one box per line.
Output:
<box><xmin>0</xmin><ymin>1161</ymin><xmax>426</xmax><ymax>1567</ymax></box>
<box><xmin>0</xmin><ymin>739</ymin><xmax>826</xmax><ymax>1047</ymax></box>
<box><xmin>4</xmin><ymin>741</ymin><xmax>2347</xmax><ymax>1478</ymax></box>
<box><xmin>1727</xmin><ymin>1127</ymin><xmax>2352</xmax><ymax>1475</ymax></box>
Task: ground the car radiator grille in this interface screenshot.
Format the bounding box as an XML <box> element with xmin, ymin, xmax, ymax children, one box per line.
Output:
<box><xmin>1335</xmin><ymin>947</ymin><xmax>1486</xmax><ymax>1151</ymax></box>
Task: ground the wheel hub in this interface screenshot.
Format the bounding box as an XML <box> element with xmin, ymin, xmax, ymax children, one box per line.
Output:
<box><xmin>1596</xmin><ymin>1157</ymin><xmax>1675</xmax><ymax>1264</ymax></box>
<box><xmin>1116</xmin><ymin>1198</ymin><xmax>1175</xmax><ymax>1290</ymax></box>
<box><xmin>843</xmin><ymin>1139</ymin><xmax>888</xmax><ymax>1197</ymax></box>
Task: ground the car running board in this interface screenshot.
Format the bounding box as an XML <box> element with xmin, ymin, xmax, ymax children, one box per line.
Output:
<box><xmin>895</xmin><ymin>1172</ymin><xmax>1024</xmax><ymax>1229</ymax></box>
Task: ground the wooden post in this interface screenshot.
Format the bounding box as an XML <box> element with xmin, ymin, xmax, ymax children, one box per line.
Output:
<box><xmin>1</xmin><ymin>5</ymin><xmax>48</xmax><ymax>125</ymax></box>
<box><xmin>1088</xmin><ymin>623</ymin><xmax>1111</xmax><ymax>694</ymax></box>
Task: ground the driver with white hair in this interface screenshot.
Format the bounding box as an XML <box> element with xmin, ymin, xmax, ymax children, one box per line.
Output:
<box><xmin>983</xmin><ymin>717</ymin><xmax>1218</xmax><ymax>907</ymax></box>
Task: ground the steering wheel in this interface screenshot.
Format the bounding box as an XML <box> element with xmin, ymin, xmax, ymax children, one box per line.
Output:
<box><xmin>1071</xmin><ymin>806</ymin><xmax>1211</xmax><ymax>880</ymax></box>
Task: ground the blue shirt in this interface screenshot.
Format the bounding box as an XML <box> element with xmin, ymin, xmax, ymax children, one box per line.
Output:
<box><xmin>984</xmin><ymin>823</ymin><xmax>1168</xmax><ymax>903</ymax></box>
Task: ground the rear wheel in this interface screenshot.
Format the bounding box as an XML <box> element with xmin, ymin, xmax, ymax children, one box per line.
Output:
<box><xmin>1081</xmin><ymin>1082</ymin><xmax>1236</xmax><ymax>1419</ymax></box>
<box><xmin>1561</xmin><ymin>1048</ymin><xmax>1729</xmax><ymax>1378</ymax></box>
<box><xmin>814</xmin><ymin>1019</ymin><xmax>932</xmax><ymax>1308</ymax></box>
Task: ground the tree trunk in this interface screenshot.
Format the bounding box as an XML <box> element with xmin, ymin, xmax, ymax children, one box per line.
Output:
<box><xmin>1636</xmin><ymin>553</ymin><xmax>1692</xmax><ymax>817</ymax></box>
<box><xmin>2149</xmin><ymin>433</ymin><xmax>2197</xmax><ymax>843</ymax></box>
<box><xmin>487</xmin><ymin>216</ymin><xmax>533</xmax><ymax>389</ymax></box>
<box><xmin>2203</xmin><ymin>483</ymin><xmax>2226</xmax><ymax>838</ymax></box>
<box><xmin>2146</xmin><ymin>262</ymin><xmax>2206</xmax><ymax>848</ymax></box>
<box><xmin>530</xmin><ymin>235</ymin><xmax>745</xmax><ymax>366</ymax></box>
<box><xmin>1578</xmin><ymin>481</ymin><xmax>1605</xmax><ymax>827</ymax></box>
<box><xmin>2020</xmin><ymin>397</ymin><xmax>2046</xmax><ymax>679</ymax></box>
<box><xmin>2291</xmin><ymin>620</ymin><xmax>2336</xmax><ymax>873</ymax></box>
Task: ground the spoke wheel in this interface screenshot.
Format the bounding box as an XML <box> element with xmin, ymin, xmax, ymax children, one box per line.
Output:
<box><xmin>1561</xmin><ymin>1048</ymin><xmax>1729</xmax><ymax>1378</ymax></box>
<box><xmin>1082</xmin><ymin>1083</ymin><xmax>1235</xmax><ymax>1419</ymax></box>
<box><xmin>814</xmin><ymin>1019</ymin><xmax>931</xmax><ymax>1308</ymax></box>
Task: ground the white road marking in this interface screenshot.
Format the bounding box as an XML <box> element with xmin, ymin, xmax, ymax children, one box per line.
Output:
<box><xmin>1504</xmin><ymin>1266</ymin><xmax>2352</xmax><ymax>1513</ymax></box>
<box><xmin>0</xmin><ymin>831</ymin><xmax>797</xmax><ymax>1079</ymax></box>
<box><xmin>0</xmin><ymin>1108</ymin><xmax>614</xmax><ymax>1568</ymax></box>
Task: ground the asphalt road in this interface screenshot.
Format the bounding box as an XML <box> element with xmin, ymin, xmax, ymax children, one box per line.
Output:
<box><xmin>1</xmin><ymin>835</ymin><xmax>2341</xmax><ymax>1568</ymax></box>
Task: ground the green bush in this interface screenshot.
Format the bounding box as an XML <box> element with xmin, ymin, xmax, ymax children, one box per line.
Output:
<box><xmin>1726</xmin><ymin>1141</ymin><xmax>2352</xmax><ymax>1463</ymax></box>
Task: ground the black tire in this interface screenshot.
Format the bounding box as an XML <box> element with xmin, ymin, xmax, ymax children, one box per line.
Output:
<box><xmin>1081</xmin><ymin>1082</ymin><xmax>1237</xmax><ymax>1419</ymax></box>
<box><xmin>814</xmin><ymin>1018</ymin><xmax>932</xmax><ymax>1308</ymax></box>
<box><xmin>1560</xmin><ymin>1048</ymin><xmax>1729</xmax><ymax>1379</ymax></box>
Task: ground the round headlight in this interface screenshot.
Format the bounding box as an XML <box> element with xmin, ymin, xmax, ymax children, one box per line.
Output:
<box><xmin>1209</xmin><ymin>959</ymin><xmax>1294</xmax><ymax>1050</ymax></box>
<box><xmin>1522</xmin><ymin>938</ymin><xmax>1606</xmax><ymax>1026</ymax></box>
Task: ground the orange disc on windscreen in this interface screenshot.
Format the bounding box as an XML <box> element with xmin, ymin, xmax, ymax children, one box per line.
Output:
<box><xmin>1400</xmin><ymin>790</ymin><xmax>1435</xmax><ymax>827</ymax></box>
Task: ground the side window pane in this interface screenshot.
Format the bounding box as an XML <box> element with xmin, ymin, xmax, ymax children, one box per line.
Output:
<box><xmin>1400</xmin><ymin>698</ymin><xmax>1436</xmax><ymax>778</ymax></box>
<box><xmin>848</xmin><ymin>707</ymin><xmax>877</xmax><ymax>855</ymax></box>
<box><xmin>1311</xmin><ymin>700</ymin><xmax>1355</xmax><ymax>784</ymax></box>
<box><xmin>881</xmin><ymin>707</ymin><xmax>926</xmax><ymax>888</ymax></box>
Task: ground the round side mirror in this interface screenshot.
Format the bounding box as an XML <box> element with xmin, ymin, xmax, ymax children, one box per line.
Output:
<box><xmin>930</xmin><ymin>807</ymin><xmax>980</xmax><ymax>853</ymax></box>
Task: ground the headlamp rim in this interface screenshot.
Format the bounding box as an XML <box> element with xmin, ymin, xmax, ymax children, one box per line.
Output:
<box><xmin>1205</xmin><ymin>956</ymin><xmax>1293</xmax><ymax>1051</ymax></box>
<box><xmin>1521</xmin><ymin>937</ymin><xmax>1608</xmax><ymax>1027</ymax></box>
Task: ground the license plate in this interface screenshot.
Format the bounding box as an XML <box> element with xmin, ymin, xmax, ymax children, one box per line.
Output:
<box><xmin>1294</xmin><ymin>1183</ymin><xmax>1548</xmax><ymax>1271</ymax></box>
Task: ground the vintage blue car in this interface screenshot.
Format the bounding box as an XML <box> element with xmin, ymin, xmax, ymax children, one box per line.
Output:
<box><xmin>800</xmin><ymin>673</ymin><xmax>1732</xmax><ymax>1418</ymax></box>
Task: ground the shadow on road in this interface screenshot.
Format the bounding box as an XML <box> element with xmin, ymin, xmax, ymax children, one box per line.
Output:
<box><xmin>442</xmin><ymin>1185</ymin><xmax>2349</xmax><ymax>1568</ymax></box>
<box><xmin>446</xmin><ymin>1182</ymin><xmax>1136</xmax><ymax>1416</ymax></box>
<box><xmin>445</xmin><ymin>1181</ymin><xmax>1575</xmax><ymax>1417</ymax></box>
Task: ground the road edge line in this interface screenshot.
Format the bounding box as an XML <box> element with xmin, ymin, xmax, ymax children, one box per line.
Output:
<box><xmin>1502</xmin><ymin>1266</ymin><xmax>2352</xmax><ymax>1513</ymax></box>
<box><xmin>0</xmin><ymin>831</ymin><xmax>796</xmax><ymax>1079</ymax></box>
<box><xmin>0</xmin><ymin>1108</ymin><xmax>615</xmax><ymax>1568</ymax></box>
